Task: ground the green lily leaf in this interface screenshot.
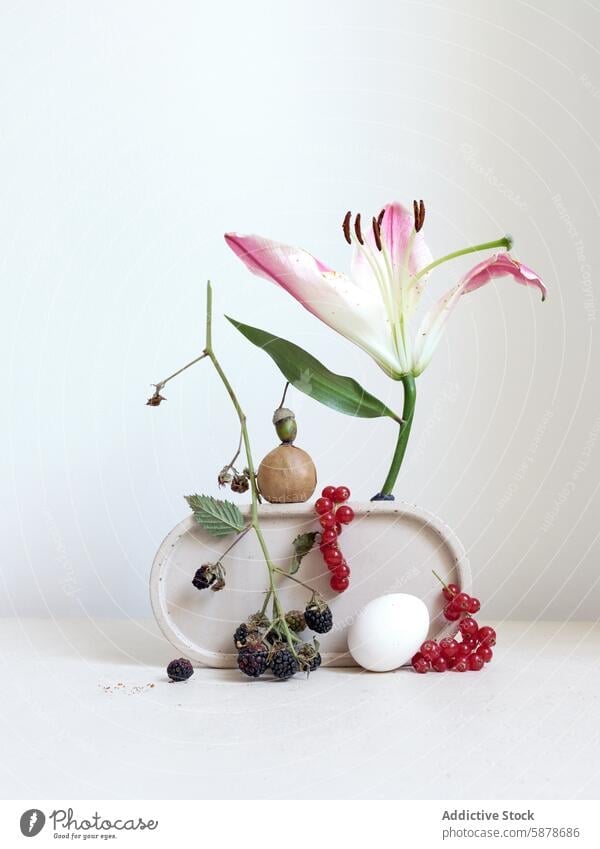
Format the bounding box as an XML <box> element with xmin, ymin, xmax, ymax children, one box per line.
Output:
<box><xmin>227</xmin><ymin>317</ymin><xmax>399</xmax><ymax>421</ymax></box>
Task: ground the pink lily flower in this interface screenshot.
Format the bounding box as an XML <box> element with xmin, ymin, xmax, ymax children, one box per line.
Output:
<box><xmin>225</xmin><ymin>202</ymin><xmax>546</xmax><ymax>379</ymax></box>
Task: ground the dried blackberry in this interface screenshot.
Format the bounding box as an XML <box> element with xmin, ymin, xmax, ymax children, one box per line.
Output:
<box><xmin>167</xmin><ymin>658</ymin><xmax>194</xmax><ymax>682</ymax></box>
<box><xmin>271</xmin><ymin>647</ymin><xmax>299</xmax><ymax>680</ymax></box>
<box><xmin>237</xmin><ymin>646</ymin><xmax>269</xmax><ymax>678</ymax></box>
<box><xmin>192</xmin><ymin>564</ymin><xmax>215</xmax><ymax>591</ymax></box>
<box><xmin>285</xmin><ymin>610</ymin><xmax>306</xmax><ymax>632</ymax></box>
<box><xmin>304</xmin><ymin>601</ymin><xmax>333</xmax><ymax>634</ymax></box>
<box><xmin>297</xmin><ymin>644</ymin><xmax>322</xmax><ymax>673</ymax></box>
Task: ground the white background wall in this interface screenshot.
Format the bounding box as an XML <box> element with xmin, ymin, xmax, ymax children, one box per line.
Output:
<box><xmin>2</xmin><ymin>0</ymin><xmax>598</xmax><ymax>621</ymax></box>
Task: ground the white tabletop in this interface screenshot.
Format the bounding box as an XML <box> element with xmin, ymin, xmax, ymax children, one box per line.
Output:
<box><xmin>1</xmin><ymin>618</ymin><xmax>598</xmax><ymax>800</ymax></box>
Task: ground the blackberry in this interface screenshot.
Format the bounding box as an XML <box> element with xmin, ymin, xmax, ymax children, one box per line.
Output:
<box><xmin>304</xmin><ymin>602</ymin><xmax>333</xmax><ymax>634</ymax></box>
<box><xmin>271</xmin><ymin>647</ymin><xmax>299</xmax><ymax>680</ymax></box>
<box><xmin>237</xmin><ymin>646</ymin><xmax>269</xmax><ymax>678</ymax></box>
<box><xmin>167</xmin><ymin>658</ymin><xmax>194</xmax><ymax>682</ymax></box>
<box><xmin>233</xmin><ymin>623</ymin><xmax>249</xmax><ymax>648</ymax></box>
<box><xmin>192</xmin><ymin>564</ymin><xmax>215</xmax><ymax>590</ymax></box>
<box><xmin>285</xmin><ymin>610</ymin><xmax>306</xmax><ymax>632</ymax></box>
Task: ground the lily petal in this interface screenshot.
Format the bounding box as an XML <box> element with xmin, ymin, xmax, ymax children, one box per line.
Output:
<box><xmin>412</xmin><ymin>253</ymin><xmax>546</xmax><ymax>375</ymax></box>
<box><xmin>378</xmin><ymin>202</ymin><xmax>433</xmax><ymax>276</ymax></box>
<box><xmin>225</xmin><ymin>232</ymin><xmax>404</xmax><ymax>376</ymax></box>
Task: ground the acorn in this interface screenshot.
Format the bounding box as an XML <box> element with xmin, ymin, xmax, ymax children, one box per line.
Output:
<box><xmin>257</xmin><ymin>407</ymin><xmax>317</xmax><ymax>504</ymax></box>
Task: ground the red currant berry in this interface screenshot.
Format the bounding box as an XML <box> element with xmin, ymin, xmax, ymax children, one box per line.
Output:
<box><xmin>319</xmin><ymin>542</ymin><xmax>335</xmax><ymax>555</ymax></box>
<box><xmin>332</xmin><ymin>563</ymin><xmax>350</xmax><ymax>579</ymax></box>
<box><xmin>476</xmin><ymin>645</ymin><xmax>493</xmax><ymax>663</ymax></box>
<box><xmin>453</xmin><ymin>658</ymin><xmax>468</xmax><ymax>672</ymax></box>
<box><xmin>420</xmin><ymin>640</ymin><xmax>441</xmax><ymax>661</ymax></box>
<box><xmin>321</xmin><ymin>485</ymin><xmax>336</xmax><ymax>500</ymax></box>
<box><xmin>324</xmin><ymin>547</ymin><xmax>343</xmax><ymax>568</ymax></box>
<box><xmin>411</xmin><ymin>652</ymin><xmax>429</xmax><ymax>673</ymax></box>
<box><xmin>335</xmin><ymin>522</ymin><xmax>343</xmax><ymax>536</ymax></box>
<box><xmin>461</xmin><ymin>636</ymin><xmax>477</xmax><ymax>652</ymax></box>
<box><xmin>443</xmin><ymin>604</ymin><xmax>461</xmax><ymax>621</ymax></box>
<box><xmin>468</xmin><ymin>653</ymin><xmax>484</xmax><ymax>671</ymax></box>
<box><xmin>439</xmin><ymin>637</ymin><xmax>459</xmax><ymax>659</ymax></box>
<box><xmin>459</xmin><ymin>617</ymin><xmax>479</xmax><ymax>638</ymax></box>
<box><xmin>320</xmin><ymin>528</ymin><xmax>338</xmax><ymax>546</ymax></box>
<box><xmin>330</xmin><ymin>574</ymin><xmax>349</xmax><ymax>592</ymax></box>
<box><xmin>432</xmin><ymin>655</ymin><xmax>448</xmax><ymax>672</ymax></box>
<box><xmin>467</xmin><ymin>597</ymin><xmax>481</xmax><ymax>614</ymax></box>
<box><xmin>456</xmin><ymin>643</ymin><xmax>471</xmax><ymax>660</ymax></box>
<box><xmin>442</xmin><ymin>583</ymin><xmax>460</xmax><ymax>601</ymax></box>
<box><xmin>477</xmin><ymin>626</ymin><xmax>496</xmax><ymax>647</ymax></box>
<box><xmin>315</xmin><ymin>497</ymin><xmax>333</xmax><ymax>515</ymax></box>
<box><xmin>454</xmin><ymin>592</ymin><xmax>470</xmax><ymax>611</ymax></box>
<box><xmin>333</xmin><ymin>486</ymin><xmax>350</xmax><ymax>503</ymax></box>
<box><xmin>336</xmin><ymin>505</ymin><xmax>355</xmax><ymax>525</ymax></box>
<box><xmin>319</xmin><ymin>512</ymin><xmax>336</xmax><ymax>529</ymax></box>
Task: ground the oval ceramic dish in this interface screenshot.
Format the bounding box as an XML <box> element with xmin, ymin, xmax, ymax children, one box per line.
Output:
<box><xmin>150</xmin><ymin>501</ymin><xmax>471</xmax><ymax>667</ymax></box>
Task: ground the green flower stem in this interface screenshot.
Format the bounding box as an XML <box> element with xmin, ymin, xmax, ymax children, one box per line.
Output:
<box><xmin>372</xmin><ymin>374</ymin><xmax>417</xmax><ymax>501</ymax></box>
<box><xmin>203</xmin><ymin>282</ymin><xmax>297</xmax><ymax>655</ymax></box>
<box><xmin>414</xmin><ymin>235</ymin><xmax>512</xmax><ymax>282</ymax></box>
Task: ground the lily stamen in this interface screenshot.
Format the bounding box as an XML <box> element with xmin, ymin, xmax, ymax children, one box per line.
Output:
<box><xmin>342</xmin><ymin>210</ymin><xmax>352</xmax><ymax>245</ymax></box>
<box><xmin>354</xmin><ymin>212</ymin><xmax>364</xmax><ymax>245</ymax></box>
<box><xmin>413</xmin><ymin>199</ymin><xmax>426</xmax><ymax>233</ymax></box>
<box><xmin>372</xmin><ymin>216</ymin><xmax>382</xmax><ymax>251</ymax></box>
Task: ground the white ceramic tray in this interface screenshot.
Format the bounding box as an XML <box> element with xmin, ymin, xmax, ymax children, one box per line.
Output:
<box><xmin>150</xmin><ymin>501</ymin><xmax>470</xmax><ymax>667</ymax></box>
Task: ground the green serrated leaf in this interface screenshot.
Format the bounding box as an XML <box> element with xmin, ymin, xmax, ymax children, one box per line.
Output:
<box><xmin>227</xmin><ymin>317</ymin><xmax>400</xmax><ymax>421</ymax></box>
<box><xmin>185</xmin><ymin>493</ymin><xmax>244</xmax><ymax>537</ymax></box>
<box><xmin>290</xmin><ymin>531</ymin><xmax>318</xmax><ymax>574</ymax></box>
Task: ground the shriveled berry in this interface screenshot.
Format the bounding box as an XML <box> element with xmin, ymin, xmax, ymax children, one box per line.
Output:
<box><xmin>315</xmin><ymin>497</ymin><xmax>334</xmax><ymax>515</ymax></box>
<box><xmin>420</xmin><ymin>640</ymin><xmax>441</xmax><ymax>661</ymax></box>
<box><xmin>477</xmin><ymin>645</ymin><xmax>493</xmax><ymax>663</ymax></box>
<box><xmin>330</xmin><ymin>574</ymin><xmax>349</xmax><ymax>592</ymax></box>
<box><xmin>468</xmin><ymin>653</ymin><xmax>485</xmax><ymax>671</ymax></box>
<box><xmin>477</xmin><ymin>626</ymin><xmax>496</xmax><ymax>647</ymax></box>
<box><xmin>443</xmin><ymin>604</ymin><xmax>461</xmax><ymax>621</ymax></box>
<box><xmin>333</xmin><ymin>486</ymin><xmax>350</xmax><ymax>503</ymax></box>
<box><xmin>297</xmin><ymin>644</ymin><xmax>321</xmax><ymax>673</ymax></box>
<box><xmin>285</xmin><ymin>610</ymin><xmax>306</xmax><ymax>632</ymax></box>
<box><xmin>167</xmin><ymin>658</ymin><xmax>194</xmax><ymax>682</ymax></box>
<box><xmin>271</xmin><ymin>647</ymin><xmax>299</xmax><ymax>680</ymax></box>
<box><xmin>237</xmin><ymin>646</ymin><xmax>269</xmax><ymax>678</ymax></box>
<box><xmin>439</xmin><ymin>637</ymin><xmax>459</xmax><ymax>659</ymax></box>
<box><xmin>304</xmin><ymin>602</ymin><xmax>333</xmax><ymax>634</ymax></box>
<box><xmin>432</xmin><ymin>655</ymin><xmax>448</xmax><ymax>672</ymax></box>
<box><xmin>467</xmin><ymin>597</ymin><xmax>481</xmax><ymax>614</ymax></box>
<box><xmin>324</xmin><ymin>547</ymin><xmax>343</xmax><ymax>568</ymax></box>
<box><xmin>321</xmin><ymin>485</ymin><xmax>336</xmax><ymax>500</ymax></box>
<box><xmin>459</xmin><ymin>617</ymin><xmax>479</xmax><ymax>637</ymax></box>
<box><xmin>443</xmin><ymin>583</ymin><xmax>460</xmax><ymax>601</ymax></box>
<box><xmin>192</xmin><ymin>564</ymin><xmax>215</xmax><ymax>590</ymax></box>
<box><xmin>336</xmin><ymin>505</ymin><xmax>355</xmax><ymax>525</ymax></box>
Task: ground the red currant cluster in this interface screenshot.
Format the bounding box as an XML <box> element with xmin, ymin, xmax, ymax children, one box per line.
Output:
<box><xmin>411</xmin><ymin>581</ymin><xmax>496</xmax><ymax>673</ymax></box>
<box><xmin>314</xmin><ymin>485</ymin><xmax>354</xmax><ymax>593</ymax></box>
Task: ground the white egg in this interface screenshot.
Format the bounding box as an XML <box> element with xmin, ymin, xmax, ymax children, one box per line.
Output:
<box><xmin>347</xmin><ymin>593</ymin><xmax>430</xmax><ymax>672</ymax></box>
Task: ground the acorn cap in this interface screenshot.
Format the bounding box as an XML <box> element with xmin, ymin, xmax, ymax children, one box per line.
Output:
<box><xmin>272</xmin><ymin>407</ymin><xmax>295</xmax><ymax>424</ymax></box>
